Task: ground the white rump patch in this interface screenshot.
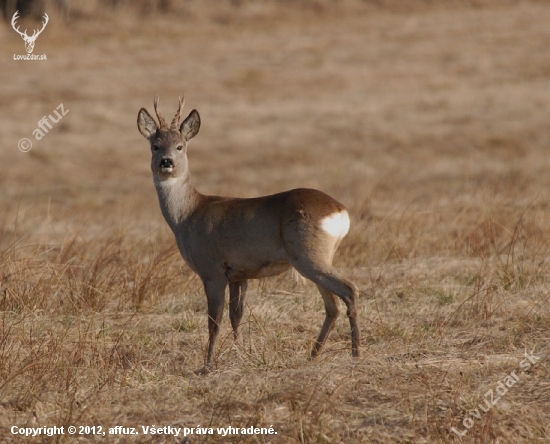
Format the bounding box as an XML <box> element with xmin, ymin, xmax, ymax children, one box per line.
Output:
<box><xmin>320</xmin><ymin>211</ymin><xmax>350</xmax><ymax>239</ymax></box>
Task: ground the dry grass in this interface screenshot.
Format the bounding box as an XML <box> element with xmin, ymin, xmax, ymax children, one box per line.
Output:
<box><xmin>1</xmin><ymin>1</ymin><xmax>550</xmax><ymax>442</ymax></box>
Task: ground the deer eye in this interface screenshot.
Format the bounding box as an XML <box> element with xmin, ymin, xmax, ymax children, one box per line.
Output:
<box><xmin>152</xmin><ymin>146</ymin><xmax>160</xmax><ymax>152</ymax></box>
<box><xmin>177</xmin><ymin>145</ymin><xmax>183</xmax><ymax>151</ymax></box>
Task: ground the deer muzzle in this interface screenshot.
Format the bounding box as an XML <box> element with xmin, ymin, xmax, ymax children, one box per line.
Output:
<box><xmin>159</xmin><ymin>157</ymin><xmax>174</xmax><ymax>173</ymax></box>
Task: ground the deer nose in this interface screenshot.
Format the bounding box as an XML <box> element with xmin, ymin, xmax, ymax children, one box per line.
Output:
<box><xmin>160</xmin><ymin>158</ymin><xmax>174</xmax><ymax>168</ymax></box>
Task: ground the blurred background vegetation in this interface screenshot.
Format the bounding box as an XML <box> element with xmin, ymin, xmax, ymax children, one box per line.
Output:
<box><xmin>2</xmin><ymin>0</ymin><xmax>528</xmax><ymax>22</ymax></box>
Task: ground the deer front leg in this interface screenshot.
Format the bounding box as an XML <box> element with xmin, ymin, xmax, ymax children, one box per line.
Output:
<box><xmin>229</xmin><ymin>280</ymin><xmax>248</xmax><ymax>340</ymax></box>
<box><xmin>203</xmin><ymin>278</ymin><xmax>227</xmax><ymax>370</ymax></box>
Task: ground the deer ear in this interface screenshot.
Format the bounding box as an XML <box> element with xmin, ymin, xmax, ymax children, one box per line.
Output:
<box><xmin>180</xmin><ymin>110</ymin><xmax>200</xmax><ymax>141</ymax></box>
<box><xmin>137</xmin><ymin>108</ymin><xmax>158</xmax><ymax>139</ymax></box>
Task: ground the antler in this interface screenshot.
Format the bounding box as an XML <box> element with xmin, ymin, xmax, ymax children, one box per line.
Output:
<box><xmin>170</xmin><ymin>95</ymin><xmax>185</xmax><ymax>130</ymax></box>
<box><xmin>30</xmin><ymin>13</ymin><xmax>49</xmax><ymax>39</ymax></box>
<box><xmin>11</xmin><ymin>11</ymin><xmax>28</xmax><ymax>39</ymax></box>
<box><xmin>154</xmin><ymin>95</ymin><xmax>167</xmax><ymax>129</ymax></box>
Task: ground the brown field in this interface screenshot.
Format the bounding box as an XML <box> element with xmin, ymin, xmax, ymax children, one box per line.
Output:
<box><xmin>1</xmin><ymin>1</ymin><xmax>550</xmax><ymax>442</ymax></box>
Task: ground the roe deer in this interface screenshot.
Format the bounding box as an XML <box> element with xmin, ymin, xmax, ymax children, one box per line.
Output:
<box><xmin>137</xmin><ymin>95</ymin><xmax>360</xmax><ymax>370</ymax></box>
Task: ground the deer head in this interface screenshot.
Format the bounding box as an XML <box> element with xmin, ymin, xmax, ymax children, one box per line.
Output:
<box><xmin>137</xmin><ymin>95</ymin><xmax>201</xmax><ymax>182</ymax></box>
<box><xmin>12</xmin><ymin>11</ymin><xmax>49</xmax><ymax>54</ymax></box>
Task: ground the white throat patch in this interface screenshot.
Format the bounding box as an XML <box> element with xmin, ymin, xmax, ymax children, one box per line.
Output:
<box><xmin>154</xmin><ymin>176</ymin><xmax>179</xmax><ymax>187</ymax></box>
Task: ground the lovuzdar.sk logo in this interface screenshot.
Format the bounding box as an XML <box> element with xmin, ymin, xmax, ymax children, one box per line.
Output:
<box><xmin>12</xmin><ymin>10</ymin><xmax>48</xmax><ymax>61</ymax></box>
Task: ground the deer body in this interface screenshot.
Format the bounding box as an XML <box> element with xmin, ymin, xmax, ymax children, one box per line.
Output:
<box><xmin>138</xmin><ymin>96</ymin><xmax>360</xmax><ymax>370</ymax></box>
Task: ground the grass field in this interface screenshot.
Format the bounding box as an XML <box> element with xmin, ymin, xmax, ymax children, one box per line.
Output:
<box><xmin>1</xmin><ymin>1</ymin><xmax>549</xmax><ymax>442</ymax></box>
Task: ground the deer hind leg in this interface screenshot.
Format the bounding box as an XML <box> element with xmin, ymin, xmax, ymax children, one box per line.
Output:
<box><xmin>203</xmin><ymin>278</ymin><xmax>228</xmax><ymax>369</ymax></box>
<box><xmin>290</xmin><ymin>259</ymin><xmax>360</xmax><ymax>358</ymax></box>
<box><xmin>283</xmin><ymin>208</ymin><xmax>359</xmax><ymax>357</ymax></box>
<box><xmin>310</xmin><ymin>284</ymin><xmax>340</xmax><ymax>358</ymax></box>
<box><xmin>229</xmin><ymin>280</ymin><xmax>248</xmax><ymax>340</ymax></box>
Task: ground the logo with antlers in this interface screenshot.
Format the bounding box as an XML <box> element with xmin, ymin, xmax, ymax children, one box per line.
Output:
<box><xmin>11</xmin><ymin>11</ymin><xmax>49</xmax><ymax>54</ymax></box>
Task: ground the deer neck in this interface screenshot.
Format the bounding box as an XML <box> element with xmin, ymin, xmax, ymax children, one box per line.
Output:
<box><xmin>153</xmin><ymin>174</ymin><xmax>201</xmax><ymax>230</ymax></box>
